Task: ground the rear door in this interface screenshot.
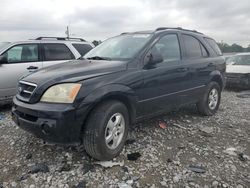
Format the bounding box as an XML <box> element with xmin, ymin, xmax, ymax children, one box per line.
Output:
<box><xmin>180</xmin><ymin>34</ymin><xmax>212</xmax><ymax>102</ymax></box>
<box><xmin>0</xmin><ymin>43</ymin><xmax>42</xmax><ymax>99</ymax></box>
<box><xmin>41</xmin><ymin>43</ymin><xmax>75</xmax><ymax>68</ymax></box>
<box><xmin>138</xmin><ymin>33</ymin><xmax>193</xmax><ymax>116</ymax></box>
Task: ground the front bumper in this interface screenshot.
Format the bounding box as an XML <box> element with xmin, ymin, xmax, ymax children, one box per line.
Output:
<box><xmin>225</xmin><ymin>73</ymin><xmax>250</xmax><ymax>89</ymax></box>
<box><xmin>12</xmin><ymin>97</ymin><xmax>85</xmax><ymax>144</ymax></box>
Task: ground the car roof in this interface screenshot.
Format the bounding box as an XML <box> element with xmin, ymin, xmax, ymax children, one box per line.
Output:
<box><xmin>121</xmin><ymin>27</ymin><xmax>209</xmax><ymax>38</ymax></box>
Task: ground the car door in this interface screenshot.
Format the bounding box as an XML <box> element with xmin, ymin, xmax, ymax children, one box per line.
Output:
<box><xmin>41</xmin><ymin>43</ymin><xmax>75</xmax><ymax>68</ymax></box>
<box><xmin>138</xmin><ymin>33</ymin><xmax>193</xmax><ymax>117</ymax></box>
<box><xmin>180</xmin><ymin>34</ymin><xmax>212</xmax><ymax>103</ymax></box>
<box><xmin>0</xmin><ymin>43</ymin><xmax>42</xmax><ymax>100</ymax></box>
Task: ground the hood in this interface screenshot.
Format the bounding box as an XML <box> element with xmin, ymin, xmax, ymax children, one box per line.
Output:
<box><xmin>226</xmin><ymin>65</ymin><xmax>250</xmax><ymax>74</ymax></box>
<box><xmin>22</xmin><ymin>60</ymin><xmax>127</xmax><ymax>87</ymax></box>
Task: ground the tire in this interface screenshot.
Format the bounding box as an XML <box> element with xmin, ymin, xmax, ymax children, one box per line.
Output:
<box><xmin>83</xmin><ymin>100</ymin><xmax>129</xmax><ymax>160</ymax></box>
<box><xmin>197</xmin><ymin>81</ymin><xmax>221</xmax><ymax>116</ymax></box>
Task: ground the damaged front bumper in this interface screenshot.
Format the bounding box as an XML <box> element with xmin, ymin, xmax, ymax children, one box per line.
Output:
<box><xmin>12</xmin><ymin>97</ymin><xmax>86</xmax><ymax>145</ymax></box>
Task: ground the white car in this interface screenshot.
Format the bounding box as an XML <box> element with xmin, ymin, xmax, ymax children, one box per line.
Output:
<box><xmin>0</xmin><ymin>37</ymin><xmax>94</xmax><ymax>104</ymax></box>
<box><xmin>226</xmin><ymin>53</ymin><xmax>250</xmax><ymax>89</ymax></box>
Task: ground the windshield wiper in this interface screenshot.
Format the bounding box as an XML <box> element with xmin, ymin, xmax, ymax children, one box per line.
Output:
<box><xmin>86</xmin><ymin>56</ymin><xmax>111</xmax><ymax>61</ymax></box>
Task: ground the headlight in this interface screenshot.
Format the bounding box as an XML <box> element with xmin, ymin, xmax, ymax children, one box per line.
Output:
<box><xmin>40</xmin><ymin>83</ymin><xmax>81</xmax><ymax>103</ymax></box>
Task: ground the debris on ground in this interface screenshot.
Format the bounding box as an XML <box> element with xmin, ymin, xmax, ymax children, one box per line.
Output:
<box><xmin>94</xmin><ymin>160</ymin><xmax>124</xmax><ymax>168</ymax></box>
<box><xmin>29</xmin><ymin>162</ymin><xmax>50</xmax><ymax>174</ymax></box>
<box><xmin>82</xmin><ymin>163</ymin><xmax>95</xmax><ymax>174</ymax></box>
<box><xmin>223</xmin><ymin>147</ymin><xmax>238</xmax><ymax>156</ymax></box>
<box><xmin>72</xmin><ymin>181</ymin><xmax>87</xmax><ymax>188</ymax></box>
<box><xmin>58</xmin><ymin>163</ymin><xmax>71</xmax><ymax>172</ymax></box>
<box><xmin>125</xmin><ymin>139</ymin><xmax>136</xmax><ymax>145</ymax></box>
<box><xmin>25</xmin><ymin>153</ymin><xmax>32</xmax><ymax>160</ymax></box>
<box><xmin>172</xmin><ymin>123</ymin><xmax>187</xmax><ymax>130</ymax></box>
<box><xmin>118</xmin><ymin>182</ymin><xmax>132</xmax><ymax>188</ymax></box>
<box><xmin>127</xmin><ymin>152</ymin><xmax>141</xmax><ymax>161</ymax></box>
<box><xmin>236</xmin><ymin>92</ymin><xmax>250</xmax><ymax>98</ymax></box>
<box><xmin>188</xmin><ymin>165</ymin><xmax>206</xmax><ymax>173</ymax></box>
<box><xmin>159</xmin><ymin>121</ymin><xmax>167</xmax><ymax>129</ymax></box>
<box><xmin>0</xmin><ymin>113</ymin><xmax>5</xmax><ymax>121</ymax></box>
<box><xmin>238</xmin><ymin>153</ymin><xmax>248</xmax><ymax>162</ymax></box>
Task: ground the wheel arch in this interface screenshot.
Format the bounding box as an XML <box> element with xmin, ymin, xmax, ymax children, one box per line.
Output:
<box><xmin>79</xmin><ymin>84</ymin><xmax>137</xmax><ymax>133</ymax></box>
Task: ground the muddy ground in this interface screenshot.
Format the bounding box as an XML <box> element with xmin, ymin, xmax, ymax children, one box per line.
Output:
<box><xmin>0</xmin><ymin>90</ymin><xmax>249</xmax><ymax>188</ymax></box>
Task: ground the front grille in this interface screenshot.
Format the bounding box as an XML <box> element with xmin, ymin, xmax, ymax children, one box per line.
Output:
<box><xmin>17</xmin><ymin>81</ymin><xmax>37</xmax><ymax>101</ymax></box>
<box><xmin>226</xmin><ymin>73</ymin><xmax>242</xmax><ymax>79</ymax></box>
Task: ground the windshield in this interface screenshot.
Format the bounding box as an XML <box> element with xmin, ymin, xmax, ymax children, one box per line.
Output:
<box><xmin>226</xmin><ymin>55</ymin><xmax>250</xmax><ymax>65</ymax></box>
<box><xmin>84</xmin><ymin>34</ymin><xmax>152</xmax><ymax>60</ymax></box>
<box><xmin>0</xmin><ymin>42</ymin><xmax>10</xmax><ymax>50</ymax></box>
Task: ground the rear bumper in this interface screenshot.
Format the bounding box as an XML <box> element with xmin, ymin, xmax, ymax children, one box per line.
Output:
<box><xmin>12</xmin><ymin>97</ymin><xmax>85</xmax><ymax>144</ymax></box>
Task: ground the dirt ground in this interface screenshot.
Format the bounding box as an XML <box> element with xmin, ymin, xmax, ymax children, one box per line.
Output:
<box><xmin>0</xmin><ymin>90</ymin><xmax>249</xmax><ymax>188</ymax></box>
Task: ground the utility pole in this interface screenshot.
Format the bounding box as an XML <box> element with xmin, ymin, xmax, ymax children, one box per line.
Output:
<box><xmin>65</xmin><ymin>26</ymin><xmax>70</xmax><ymax>39</ymax></box>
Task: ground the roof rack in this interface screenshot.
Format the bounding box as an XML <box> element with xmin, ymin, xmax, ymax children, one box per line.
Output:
<box><xmin>35</xmin><ymin>37</ymin><xmax>86</xmax><ymax>42</ymax></box>
<box><xmin>155</xmin><ymin>27</ymin><xmax>203</xmax><ymax>34</ymax></box>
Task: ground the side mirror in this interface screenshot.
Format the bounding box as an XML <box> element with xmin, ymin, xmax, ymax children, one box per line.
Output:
<box><xmin>145</xmin><ymin>50</ymin><xmax>163</xmax><ymax>67</ymax></box>
<box><xmin>0</xmin><ymin>55</ymin><xmax>7</xmax><ymax>64</ymax></box>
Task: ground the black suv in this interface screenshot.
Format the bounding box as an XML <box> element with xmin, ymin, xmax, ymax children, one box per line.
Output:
<box><xmin>12</xmin><ymin>27</ymin><xmax>226</xmax><ymax>160</ymax></box>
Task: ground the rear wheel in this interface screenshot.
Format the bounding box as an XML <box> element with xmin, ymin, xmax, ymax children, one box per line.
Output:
<box><xmin>197</xmin><ymin>81</ymin><xmax>221</xmax><ymax>116</ymax></box>
<box><xmin>83</xmin><ymin>100</ymin><xmax>129</xmax><ymax>160</ymax></box>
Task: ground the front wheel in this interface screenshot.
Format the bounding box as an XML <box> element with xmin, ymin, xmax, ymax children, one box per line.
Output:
<box><xmin>197</xmin><ymin>82</ymin><xmax>221</xmax><ymax>116</ymax></box>
<box><xmin>83</xmin><ymin>100</ymin><xmax>129</xmax><ymax>160</ymax></box>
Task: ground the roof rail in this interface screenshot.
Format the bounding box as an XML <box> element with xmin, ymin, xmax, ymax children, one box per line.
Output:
<box><xmin>155</xmin><ymin>27</ymin><xmax>203</xmax><ymax>34</ymax></box>
<box><xmin>35</xmin><ymin>37</ymin><xmax>86</xmax><ymax>42</ymax></box>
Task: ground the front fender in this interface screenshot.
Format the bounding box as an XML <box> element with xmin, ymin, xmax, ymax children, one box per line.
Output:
<box><xmin>77</xmin><ymin>84</ymin><xmax>137</xmax><ymax>124</ymax></box>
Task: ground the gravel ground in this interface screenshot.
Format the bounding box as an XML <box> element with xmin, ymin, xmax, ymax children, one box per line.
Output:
<box><xmin>0</xmin><ymin>90</ymin><xmax>249</xmax><ymax>188</ymax></box>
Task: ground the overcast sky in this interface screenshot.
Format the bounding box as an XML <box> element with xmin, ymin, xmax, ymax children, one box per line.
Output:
<box><xmin>1</xmin><ymin>0</ymin><xmax>250</xmax><ymax>46</ymax></box>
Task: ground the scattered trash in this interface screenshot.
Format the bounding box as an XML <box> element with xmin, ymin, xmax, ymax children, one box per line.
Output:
<box><xmin>72</xmin><ymin>180</ymin><xmax>87</xmax><ymax>188</ymax></box>
<box><xmin>25</xmin><ymin>153</ymin><xmax>32</xmax><ymax>160</ymax></box>
<box><xmin>159</xmin><ymin>122</ymin><xmax>167</xmax><ymax>129</ymax></box>
<box><xmin>0</xmin><ymin>113</ymin><xmax>5</xmax><ymax>121</ymax></box>
<box><xmin>127</xmin><ymin>152</ymin><xmax>141</xmax><ymax>161</ymax></box>
<box><xmin>122</xmin><ymin>166</ymin><xmax>129</xmax><ymax>173</ymax></box>
<box><xmin>173</xmin><ymin>123</ymin><xmax>187</xmax><ymax>130</ymax></box>
<box><xmin>29</xmin><ymin>162</ymin><xmax>49</xmax><ymax>174</ymax></box>
<box><xmin>167</xmin><ymin>158</ymin><xmax>173</xmax><ymax>163</ymax></box>
<box><xmin>118</xmin><ymin>182</ymin><xmax>132</xmax><ymax>188</ymax></box>
<box><xmin>82</xmin><ymin>163</ymin><xmax>95</xmax><ymax>174</ymax></box>
<box><xmin>17</xmin><ymin>174</ymin><xmax>29</xmax><ymax>181</ymax></box>
<box><xmin>94</xmin><ymin>160</ymin><xmax>124</xmax><ymax>168</ymax></box>
<box><xmin>125</xmin><ymin>139</ymin><xmax>136</xmax><ymax>145</ymax></box>
<box><xmin>198</xmin><ymin>125</ymin><xmax>214</xmax><ymax>137</ymax></box>
<box><xmin>238</xmin><ymin>153</ymin><xmax>248</xmax><ymax>162</ymax></box>
<box><xmin>188</xmin><ymin>165</ymin><xmax>206</xmax><ymax>173</ymax></box>
<box><xmin>198</xmin><ymin>125</ymin><xmax>214</xmax><ymax>134</ymax></box>
<box><xmin>223</xmin><ymin>147</ymin><xmax>237</xmax><ymax>156</ymax></box>
<box><xmin>59</xmin><ymin>163</ymin><xmax>71</xmax><ymax>172</ymax></box>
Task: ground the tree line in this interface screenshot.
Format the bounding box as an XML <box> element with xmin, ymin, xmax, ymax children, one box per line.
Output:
<box><xmin>217</xmin><ymin>42</ymin><xmax>250</xmax><ymax>53</ymax></box>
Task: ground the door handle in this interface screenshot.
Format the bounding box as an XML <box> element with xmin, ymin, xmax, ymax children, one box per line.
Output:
<box><xmin>27</xmin><ymin>66</ymin><xmax>38</xmax><ymax>70</ymax></box>
<box><xmin>176</xmin><ymin>68</ymin><xmax>188</xmax><ymax>72</ymax></box>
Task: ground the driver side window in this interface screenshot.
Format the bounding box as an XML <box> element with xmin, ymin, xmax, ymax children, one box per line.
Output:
<box><xmin>152</xmin><ymin>34</ymin><xmax>181</xmax><ymax>63</ymax></box>
<box><xmin>2</xmin><ymin>44</ymin><xmax>38</xmax><ymax>63</ymax></box>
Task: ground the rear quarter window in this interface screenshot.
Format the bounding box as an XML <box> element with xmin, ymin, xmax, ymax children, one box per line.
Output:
<box><xmin>72</xmin><ymin>43</ymin><xmax>93</xmax><ymax>56</ymax></box>
<box><xmin>204</xmin><ymin>38</ymin><xmax>222</xmax><ymax>56</ymax></box>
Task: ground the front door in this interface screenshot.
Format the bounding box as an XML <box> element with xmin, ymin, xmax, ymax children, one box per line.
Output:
<box><xmin>138</xmin><ymin>34</ymin><xmax>192</xmax><ymax>117</ymax></box>
<box><xmin>0</xmin><ymin>43</ymin><xmax>42</xmax><ymax>100</ymax></box>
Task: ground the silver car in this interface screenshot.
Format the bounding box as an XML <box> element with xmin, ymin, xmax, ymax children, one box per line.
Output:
<box><xmin>0</xmin><ymin>37</ymin><xmax>94</xmax><ymax>104</ymax></box>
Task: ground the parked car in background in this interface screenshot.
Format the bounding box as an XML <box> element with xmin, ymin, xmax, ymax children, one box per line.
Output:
<box><xmin>12</xmin><ymin>27</ymin><xmax>225</xmax><ymax>160</ymax></box>
<box><xmin>0</xmin><ymin>37</ymin><xmax>94</xmax><ymax>104</ymax></box>
<box><xmin>226</xmin><ymin>53</ymin><xmax>250</xmax><ymax>89</ymax></box>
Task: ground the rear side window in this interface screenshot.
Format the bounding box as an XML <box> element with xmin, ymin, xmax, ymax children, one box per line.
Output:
<box><xmin>72</xmin><ymin>43</ymin><xmax>93</xmax><ymax>56</ymax></box>
<box><xmin>43</xmin><ymin>44</ymin><xmax>74</xmax><ymax>61</ymax></box>
<box><xmin>183</xmin><ymin>34</ymin><xmax>208</xmax><ymax>59</ymax></box>
<box><xmin>204</xmin><ymin>38</ymin><xmax>222</xmax><ymax>56</ymax></box>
